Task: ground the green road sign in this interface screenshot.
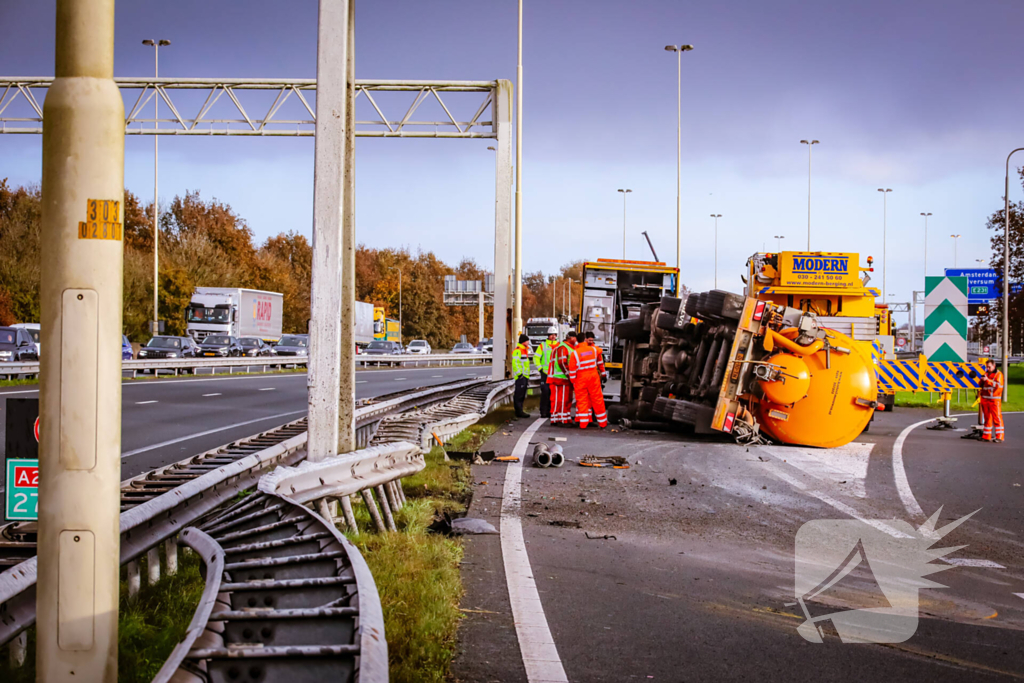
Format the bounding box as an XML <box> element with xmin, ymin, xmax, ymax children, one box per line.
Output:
<box><xmin>5</xmin><ymin>458</ymin><xmax>39</xmax><ymax>521</ymax></box>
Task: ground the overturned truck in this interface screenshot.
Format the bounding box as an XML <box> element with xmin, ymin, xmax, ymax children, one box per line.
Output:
<box><xmin>614</xmin><ymin>290</ymin><xmax>879</xmax><ymax>448</ymax></box>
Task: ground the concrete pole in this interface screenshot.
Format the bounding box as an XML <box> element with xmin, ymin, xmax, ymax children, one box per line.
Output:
<box><xmin>337</xmin><ymin>0</ymin><xmax>356</xmax><ymax>453</ymax></box>
<box><xmin>512</xmin><ymin>0</ymin><xmax>524</xmax><ymax>341</ymax></box>
<box><xmin>1003</xmin><ymin>149</ymin><xmax>1021</xmax><ymax>400</ymax></box>
<box><xmin>675</xmin><ymin>47</ymin><xmax>681</xmax><ymax>294</ymax></box>
<box><xmin>37</xmin><ymin>0</ymin><xmax>124</xmax><ymax>679</ymax></box>
<box><xmin>308</xmin><ymin>0</ymin><xmax>350</xmax><ymax>462</ymax></box>
<box><xmin>493</xmin><ymin>80</ymin><xmax>513</xmax><ymax>380</ymax></box>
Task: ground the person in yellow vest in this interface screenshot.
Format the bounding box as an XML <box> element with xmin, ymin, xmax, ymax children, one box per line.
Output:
<box><xmin>512</xmin><ymin>333</ymin><xmax>532</xmax><ymax>418</ymax></box>
<box><xmin>979</xmin><ymin>359</ymin><xmax>1005</xmax><ymax>443</ymax></box>
<box><xmin>536</xmin><ymin>328</ymin><xmax>558</xmax><ymax>418</ymax></box>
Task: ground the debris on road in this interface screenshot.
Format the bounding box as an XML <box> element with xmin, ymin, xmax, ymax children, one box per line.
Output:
<box><xmin>580</xmin><ymin>455</ymin><xmax>630</xmax><ymax>469</ymax></box>
<box><xmin>449</xmin><ymin>449</ymin><xmax>496</xmax><ymax>463</ymax></box>
<box><xmin>430</xmin><ymin>512</ymin><xmax>499</xmax><ymax>535</ymax></box>
<box><xmin>669</xmin><ymin>478</ymin><xmax>678</xmax><ymax>486</ymax></box>
<box><xmin>493</xmin><ymin>455</ymin><xmax>520</xmax><ymax>462</ymax></box>
<box><xmin>549</xmin><ymin>520</ymin><xmax>582</xmax><ymax>528</ymax></box>
<box><xmin>585</xmin><ymin>532</ymin><xmax>617</xmax><ymax>540</ymax></box>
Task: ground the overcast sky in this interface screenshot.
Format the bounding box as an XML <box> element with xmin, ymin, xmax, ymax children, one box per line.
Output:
<box><xmin>2</xmin><ymin>0</ymin><xmax>1022</xmax><ymax>320</ymax></box>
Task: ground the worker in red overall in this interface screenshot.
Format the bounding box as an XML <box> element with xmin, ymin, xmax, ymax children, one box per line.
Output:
<box><xmin>979</xmin><ymin>359</ymin><xmax>1005</xmax><ymax>443</ymax></box>
<box><xmin>547</xmin><ymin>331</ymin><xmax>577</xmax><ymax>425</ymax></box>
<box><xmin>569</xmin><ymin>334</ymin><xmax>608</xmax><ymax>429</ymax></box>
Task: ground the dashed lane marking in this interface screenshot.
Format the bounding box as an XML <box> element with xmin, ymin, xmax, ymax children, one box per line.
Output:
<box><xmin>943</xmin><ymin>558</ymin><xmax>1005</xmax><ymax>569</ymax></box>
<box><xmin>501</xmin><ymin>418</ymin><xmax>569</xmax><ymax>683</ymax></box>
<box><xmin>121</xmin><ymin>409</ymin><xmax>306</xmax><ymax>459</ymax></box>
<box><xmin>259</xmin><ymin>387</ymin><xmax>275</xmax><ymax>391</ymax></box>
<box><xmin>356</xmin><ymin>381</ymin><xmax>367</xmax><ymax>384</ymax></box>
<box><xmin>1014</xmin><ymin>593</ymin><xmax>1024</xmax><ymax>600</ymax></box>
<box><xmin>135</xmin><ymin>400</ymin><xmax>158</xmax><ymax>405</ymax></box>
<box><xmin>202</xmin><ymin>393</ymin><xmax>222</xmax><ymax>397</ymax></box>
<box><xmin>393</xmin><ymin>378</ymin><xmax>407</xmax><ymax>381</ymax></box>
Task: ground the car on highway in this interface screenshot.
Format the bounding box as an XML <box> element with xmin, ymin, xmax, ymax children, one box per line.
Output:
<box><xmin>406</xmin><ymin>339</ymin><xmax>431</xmax><ymax>355</ymax></box>
<box><xmin>122</xmin><ymin>335</ymin><xmax>133</xmax><ymax>361</ymax></box>
<box><xmin>238</xmin><ymin>337</ymin><xmax>274</xmax><ymax>357</ymax></box>
<box><xmin>199</xmin><ymin>334</ymin><xmax>242</xmax><ymax>358</ymax></box>
<box><xmin>273</xmin><ymin>334</ymin><xmax>309</xmax><ymax>357</ymax></box>
<box><xmin>363</xmin><ymin>340</ymin><xmax>403</xmax><ymax>355</ymax></box>
<box><xmin>10</xmin><ymin>323</ymin><xmax>40</xmax><ymax>357</ymax></box>
<box><xmin>138</xmin><ymin>335</ymin><xmax>201</xmax><ymax>360</ymax></box>
<box><xmin>0</xmin><ymin>327</ymin><xmax>40</xmax><ymax>362</ymax></box>
<box><xmin>476</xmin><ymin>337</ymin><xmax>493</xmax><ymax>354</ymax></box>
<box><xmin>451</xmin><ymin>342</ymin><xmax>478</xmax><ymax>354</ymax></box>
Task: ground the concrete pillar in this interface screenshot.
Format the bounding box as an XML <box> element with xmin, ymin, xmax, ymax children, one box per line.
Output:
<box><xmin>37</xmin><ymin>1</ymin><xmax>124</xmax><ymax>679</ymax></box>
<box><xmin>307</xmin><ymin>0</ymin><xmax>351</xmax><ymax>462</ymax></box>
<box><xmin>493</xmin><ymin>80</ymin><xmax>513</xmax><ymax>380</ymax></box>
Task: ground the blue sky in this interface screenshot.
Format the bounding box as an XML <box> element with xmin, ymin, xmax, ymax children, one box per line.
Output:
<box><xmin>2</xmin><ymin>0</ymin><xmax>1022</xmax><ymax>323</ymax></box>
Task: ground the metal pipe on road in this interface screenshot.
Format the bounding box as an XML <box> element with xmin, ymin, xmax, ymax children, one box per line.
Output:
<box><xmin>37</xmin><ymin>1</ymin><xmax>124</xmax><ymax>679</ymax></box>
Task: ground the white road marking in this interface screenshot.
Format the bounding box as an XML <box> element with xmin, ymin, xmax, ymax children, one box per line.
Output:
<box><xmin>892</xmin><ymin>411</ymin><xmax>1023</xmax><ymax>520</ymax></box>
<box><xmin>764</xmin><ymin>442</ymin><xmax>873</xmax><ymax>498</ymax></box>
<box><xmin>764</xmin><ymin>464</ymin><xmax>912</xmax><ymax>539</ymax></box>
<box><xmin>202</xmin><ymin>393</ymin><xmax>222</xmax><ymax>397</ymax></box>
<box><xmin>1014</xmin><ymin>593</ymin><xmax>1024</xmax><ymax>600</ymax></box>
<box><xmin>356</xmin><ymin>381</ymin><xmax>367</xmax><ymax>384</ymax></box>
<box><xmin>432</xmin><ymin>375</ymin><xmax>443</xmax><ymax>378</ymax></box>
<box><xmin>393</xmin><ymin>378</ymin><xmax>407</xmax><ymax>381</ymax></box>
<box><xmin>135</xmin><ymin>400</ymin><xmax>158</xmax><ymax>405</ymax></box>
<box><xmin>891</xmin><ymin>418</ymin><xmax>931</xmax><ymax>519</ymax></box>
<box><xmin>259</xmin><ymin>387</ymin><xmax>275</xmax><ymax>391</ymax></box>
<box><xmin>121</xmin><ymin>410</ymin><xmax>306</xmax><ymax>459</ymax></box>
<box><xmin>501</xmin><ymin>418</ymin><xmax>569</xmax><ymax>683</ymax></box>
<box><xmin>943</xmin><ymin>558</ymin><xmax>1005</xmax><ymax>568</ymax></box>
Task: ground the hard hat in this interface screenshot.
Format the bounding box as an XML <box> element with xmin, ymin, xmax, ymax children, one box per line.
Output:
<box><xmin>545</xmin><ymin>326</ymin><xmax>558</xmax><ymax>335</ymax></box>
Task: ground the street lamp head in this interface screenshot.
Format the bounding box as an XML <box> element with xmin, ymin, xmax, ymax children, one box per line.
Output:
<box><xmin>487</xmin><ymin>146</ymin><xmax>496</xmax><ymax>151</ymax></box>
<box><xmin>618</xmin><ymin>188</ymin><xmax>631</xmax><ymax>194</ymax></box>
<box><xmin>158</xmin><ymin>39</ymin><xmax>171</xmax><ymax>46</ymax></box>
<box><xmin>142</xmin><ymin>39</ymin><xmax>155</xmax><ymax>46</ymax></box>
<box><xmin>920</xmin><ymin>212</ymin><xmax>932</xmax><ymax>217</ymax></box>
<box><xmin>951</xmin><ymin>234</ymin><xmax>961</xmax><ymax>238</ymax></box>
<box><xmin>800</xmin><ymin>140</ymin><xmax>808</xmax><ymax>144</ymax></box>
<box><xmin>877</xmin><ymin>188</ymin><xmax>892</xmax><ymax>193</ymax></box>
<box><xmin>681</xmin><ymin>45</ymin><xmax>694</xmax><ymax>51</ymax></box>
<box><xmin>665</xmin><ymin>45</ymin><xmax>678</xmax><ymax>52</ymax></box>
<box><xmin>811</xmin><ymin>140</ymin><xmax>819</xmax><ymax>144</ymax></box>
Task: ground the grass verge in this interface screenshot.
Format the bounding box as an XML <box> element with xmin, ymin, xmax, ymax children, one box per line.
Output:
<box><xmin>0</xmin><ymin>548</ymin><xmax>203</xmax><ymax>682</ymax></box>
<box><xmin>344</xmin><ymin>400</ymin><xmax>525</xmax><ymax>683</ymax></box>
<box><xmin>894</xmin><ymin>363</ymin><xmax>1024</xmax><ymax>412</ymax></box>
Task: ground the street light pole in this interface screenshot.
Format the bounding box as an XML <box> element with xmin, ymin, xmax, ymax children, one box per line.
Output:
<box><xmin>665</xmin><ymin>44</ymin><xmax>693</xmax><ymax>295</ymax></box>
<box><xmin>711</xmin><ymin>214</ymin><xmax>722</xmax><ymax>288</ymax></box>
<box><xmin>142</xmin><ymin>38</ymin><xmax>170</xmax><ymax>332</ymax></box>
<box><xmin>512</xmin><ymin>0</ymin><xmax>524</xmax><ymax>339</ymax></box>
<box><xmin>618</xmin><ymin>188</ymin><xmax>632</xmax><ymax>258</ymax></box>
<box><xmin>877</xmin><ymin>188</ymin><xmax>892</xmax><ymax>299</ymax></box>
<box><xmin>1003</xmin><ymin>148</ymin><xmax>1023</xmax><ymax>399</ymax></box>
<box><xmin>800</xmin><ymin>140</ymin><xmax>819</xmax><ymax>250</ymax></box>
<box><xmin>951</xmin><ymin>234</ymin><xmax>961</xmax><ymax>268</ymax></box>
<box><xmin>920</xmin><ymin>212</ymin><xmax>932</xmax><ymax>277</ymax></box>
<box><xmin>391</xmin><ymin>266</ymin><xmax>402</xmax><ymax>344</ymax></box>
<box><xmin>774</xmin><ymin>234</ymin><xmax>785</xmax><ymax>252</ymax></box>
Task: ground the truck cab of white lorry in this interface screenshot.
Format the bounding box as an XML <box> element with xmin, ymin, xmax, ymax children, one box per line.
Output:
<box><xmin>186</xmin><ymin>287</ymin><xmax>283</xmax><ymax>343</ymax></box>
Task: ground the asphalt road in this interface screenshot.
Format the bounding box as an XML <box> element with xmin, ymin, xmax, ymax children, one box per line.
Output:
<box><xmin>454</xmin><ymin>408</ymin><xmax>1024</xmax><ymax>682</ymax></box>
<box><xmin>0</xmin><ymin>365</ymin><xmax>490</xmax><ymax>482</ymax></box>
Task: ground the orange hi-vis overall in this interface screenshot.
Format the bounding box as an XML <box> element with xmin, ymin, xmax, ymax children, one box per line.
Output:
<box><xmin>569</xmin><ymin>341</ymin><xmax>607</xmax><ymax>428</ymax></box>
<box><xmin>980</xmin><ymin>369</ymin><xmax>1005</xmax><ymax>442</ymax></box>
<box><xmin>547</xmin><ymin>339</ymin><xmax>576</xmax><ymax>424</ymax></box>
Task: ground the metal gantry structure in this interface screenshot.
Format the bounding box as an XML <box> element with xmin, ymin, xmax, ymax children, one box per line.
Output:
<box><xmin>0</xmin><ymin>76</ymin><xmax>500</xmax><ymax>138</ymax></box>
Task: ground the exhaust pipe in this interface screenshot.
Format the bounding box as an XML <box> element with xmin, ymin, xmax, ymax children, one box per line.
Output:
<box><xmin>533</xmin><ymin>443</ymin><xmax>552</xmax><ymax>467</ymax></box>
<box><xmin>549</xmin><ymin>444</ymin><xmax>564</xmax><ymax>468</ymax></box>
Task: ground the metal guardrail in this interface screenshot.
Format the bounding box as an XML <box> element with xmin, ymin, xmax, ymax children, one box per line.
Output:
<box><xmin>0</xmin><ymin>353</ymin><xmax>493</xmax><ymax>379</ymax></box>
<box><xmin>0</xmin><ymin>376</ymin><xmax>497</xmax><ymax>656</ymax></box>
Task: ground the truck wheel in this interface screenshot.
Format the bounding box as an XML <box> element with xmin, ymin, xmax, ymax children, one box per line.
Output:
<box><xmin>615</xmin><ymin>316</ymin><xmax>647</xmax><ymax>341</ymax></box>
<box><xmin>697</xmin><ymin>290</ymin><xmax>744</xmax><ymax>322</ymax></box>
<box><xmin>659</xmin><ymin>296</ymin><xmax>682</xmax><ymax>316</ymax></box>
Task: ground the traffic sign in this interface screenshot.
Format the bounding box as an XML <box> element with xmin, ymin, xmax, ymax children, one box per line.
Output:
<box><xmin>944</xmin><ymin>268</ymin><xmax>997</xmax><ymax>304</ymax></box>
<box><xmin>924</xmin><ymin>276</ymin><xmax>968</xmax><ymax>362</ymax></box>
<box><xmin>5</xmin><ymin>459</ymin><xmax>38</xmax><ymax>521</ymax></box>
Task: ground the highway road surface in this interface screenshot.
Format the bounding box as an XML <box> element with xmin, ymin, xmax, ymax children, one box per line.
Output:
<box><xmin>0</xmin><ymin>365</ymin><xmax>490</xmax><ymax>482</ymax></box>
<box><xmin>454</xmin><ymin>408</ymin><xmax>1023</xmax><ymax>682</ymax></box>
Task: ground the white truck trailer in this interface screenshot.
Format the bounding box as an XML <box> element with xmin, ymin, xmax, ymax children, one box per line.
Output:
<box><xmin>186</xmin><ymin>287</ymin><xmax>284</xmax><ymax>342</ymax></box>
<box><xmin>354</xmin><ymin>301</ymin><xmax>374</xmax><ymax>350</ymax></box>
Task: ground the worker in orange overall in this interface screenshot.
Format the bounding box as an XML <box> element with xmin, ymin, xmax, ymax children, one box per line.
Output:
<box><xmin>569</xmin><ymin>333</ymin><xmax>608</xmax><ymax>429</ymax></box>
<box><xmin>979</xmin><ymin>359</ymin><xmax>1005</xmax><ymax>442</ymax></box>
<box><xmin>547</xmin><ymin>331</ymin><xmax>577</xmax><ymax>425</ymax></box>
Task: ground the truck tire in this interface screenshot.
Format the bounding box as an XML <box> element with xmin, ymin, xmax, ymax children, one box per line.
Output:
<box><xmin>684</xmin><ymin>293</ymin><xmax>699</xmax><ymax>318</ymax></box>
<box><xmin>615</xmin><ymin>316</ymin><xmax>647</xmax><ymax>341</ymax></box>
<box><xmin>697</xmin><ymin>290</ymin><xmax>744</xmax><ymax>322</ymax></box>
<box><xmin>659</xmin><ymin>296</ymin><xmax>682</xmax><ymax>316</ymax></box>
